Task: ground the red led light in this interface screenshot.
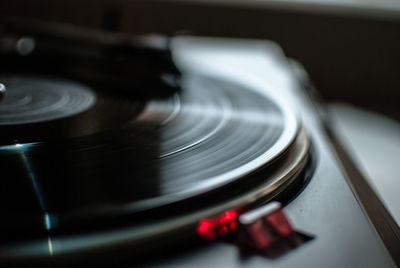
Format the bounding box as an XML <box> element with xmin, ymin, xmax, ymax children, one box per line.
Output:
<box><xmin>221</xmin><ymin>210</ymin><xmax>237</xmax><ymax>222</ymax></box>
<box><xmin>197</xmin><ymin>220</ymin><xmax>212</xmax><ymax>235</ymax></box>
<box><xmin>197</xmin><ymin>210</ymin><xmax>238</xmax><ymax>240</ymax></box>
<box><xmin>229</xmin><ymin>221</ymin><xmax>237</xmax><ymax>231</ymax></box>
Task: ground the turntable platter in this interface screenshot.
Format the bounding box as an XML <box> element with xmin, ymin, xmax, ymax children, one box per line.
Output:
<box><xmin>0</xmin><ymin>73</ymin><xmax>303</xmax><ymax>238</ymax></box>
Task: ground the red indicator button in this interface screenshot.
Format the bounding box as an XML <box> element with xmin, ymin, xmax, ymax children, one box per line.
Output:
<box><xmin>237</xmin><ymin>201</ymin><xmax>295</xmax><ymax>252</ymax></box>
<box><xmin>266</xmin><ymin>209</ymin><xmax>293</xmax><ymax>236</ymax></box>
<box><xmin>197</xmin><ymin>202</ymin><xmax>312</xmax><ymax>257</ymax></box>
<box><xmin>248</xmin><ymin>219</ymin><xmax>276</xmax><ymax>249</ymax></box>
<box><xmin>196</xmin><ymin>202</ymin><xmax>296</xmax><ymax>250</ymax></box>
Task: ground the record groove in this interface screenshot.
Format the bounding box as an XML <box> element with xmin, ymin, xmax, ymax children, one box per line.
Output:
<box><xmin>0</xmin><ymin>74</ymin><xmax>299</xmax><ymax>231</ymax></box>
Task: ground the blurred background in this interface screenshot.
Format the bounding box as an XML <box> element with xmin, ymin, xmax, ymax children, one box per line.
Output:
<box><xmin>2</xmin><ymin>0</ymin><xmax>400</xmax><ymax>224</ymax></box>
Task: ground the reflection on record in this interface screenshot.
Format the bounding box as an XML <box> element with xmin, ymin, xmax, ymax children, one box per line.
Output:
<box><xmin>0</xmin><ymin>74</ymin><xmax>298</xmax><ymax>233</ymax></box>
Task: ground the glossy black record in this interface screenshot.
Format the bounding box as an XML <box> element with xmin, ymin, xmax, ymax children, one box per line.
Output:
<box><xmin>0</xmin><ymin>75</ymin><xmax>144</xmax><ymax>144</ymax></box>
<box><xmin>0</xmin><ymin>74</ymin><xmax>298</xmax><ymax>234</ymax></box>
<box><xmin>0</xmin><ymin>76</ymin><xmax>96</xmax><ymax>125</ymax></box>
<box><xmin>135</xmin><ymin>76</ymin><xmax>298</xmax><ymax>200</ymax></box>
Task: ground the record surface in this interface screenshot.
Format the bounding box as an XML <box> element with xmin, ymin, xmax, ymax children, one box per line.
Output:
<box><xmin>0</xmin><ymin>73</ymin><xmax>299</xmax><ymax>234</ymax></box>
<box><xmin>0</xmin><ymin>75</ymin><xmax>144</xmax><ymax>144</ymax></box>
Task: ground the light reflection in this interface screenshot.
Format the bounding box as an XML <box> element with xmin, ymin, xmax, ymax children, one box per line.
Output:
<box><xmin>11</xmin><ymin>142</ymin><xmax>55</xmax><ymax>256</ymax></box>
<box><xmin>18</xmin><ymin>148</ymin><xmax>47</xmax><ymax>211</ymax></box>
<box><xmin>47</xmin><ymin>237</ymin><xmax>54</xmax><ymax>256</ymax></box>
<box><xmin>44</xmin><ymin>213</ymin><xmax>53</xmax><ymax>230</ymax></box>
<box><xmin>0</xmin><ymin>142</ymin><xmax>37</xmax><ymax>151</ymax></box>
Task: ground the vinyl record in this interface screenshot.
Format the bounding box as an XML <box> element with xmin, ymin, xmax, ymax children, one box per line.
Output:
<box><xmin>0</xmin><ymin>75</ymin><xmax>144</xmax><ymax>144</ymax></box>
<box><xmin>0</xmin><ymin>73</ymin><xmax>299</xmax><ymax>236</ymax></box>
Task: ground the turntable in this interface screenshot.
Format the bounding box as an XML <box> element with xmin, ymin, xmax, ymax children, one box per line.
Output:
<box><xmin>0</xmin><ymin>20</ymin><xmax>399</xmax><ymax>267</ymax></box>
